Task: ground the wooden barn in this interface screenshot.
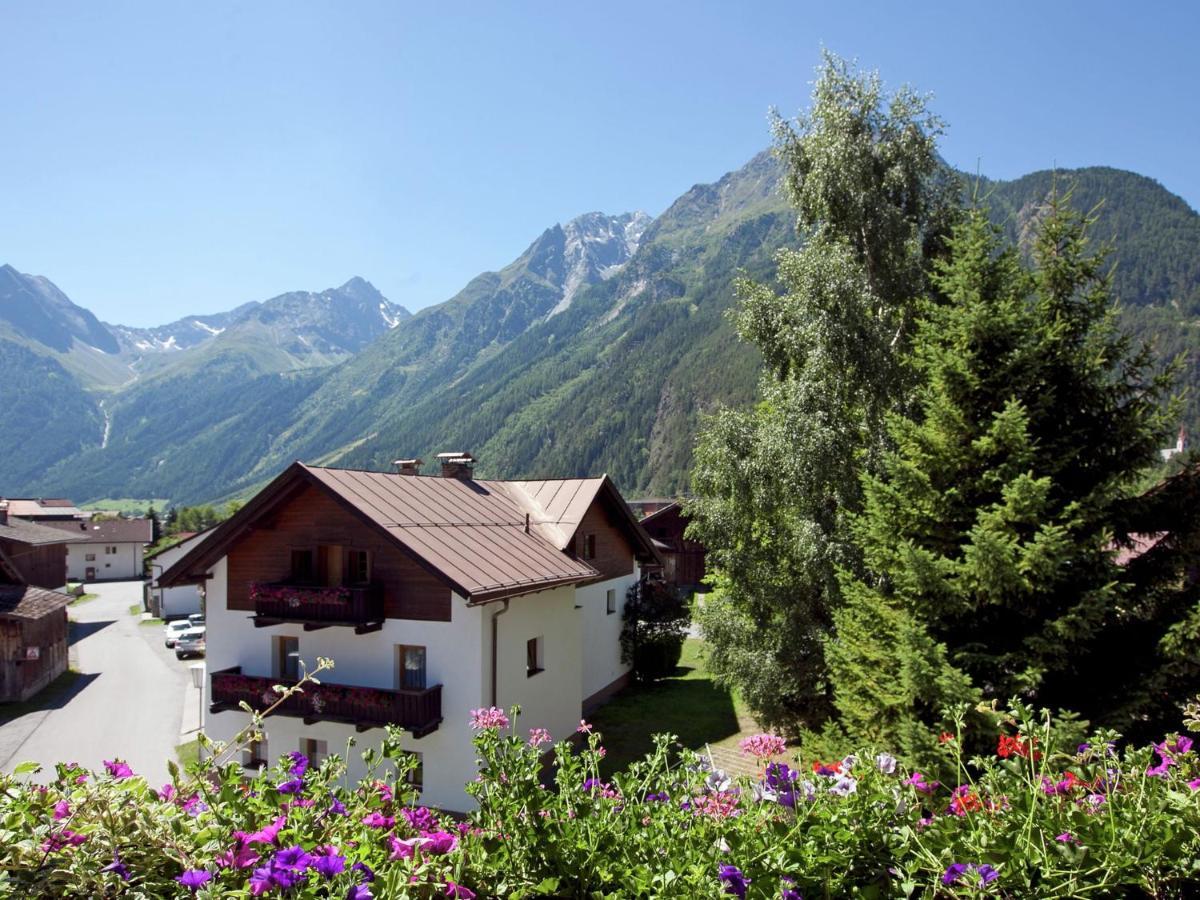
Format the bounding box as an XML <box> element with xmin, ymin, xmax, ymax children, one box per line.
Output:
<box><xmin>0</xmin><ymin>501</ymin><xmax>75</xmax><ymax>701</ymax></box>
<box><xmin>638</xmin><ymin>502</ymin><xmax>707</xmax><ymax>592</ymax></box>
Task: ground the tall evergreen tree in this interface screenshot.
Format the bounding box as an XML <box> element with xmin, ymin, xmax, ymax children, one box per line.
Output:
<box><xmin>830</xmin><ymin>198</ymin><xmax>1190</xmax><ymax>758</ymax></box>
<box><xmin>687</xmin><ymin>53</ymin><xmax>956</xmax><ymax>730</ymax></box>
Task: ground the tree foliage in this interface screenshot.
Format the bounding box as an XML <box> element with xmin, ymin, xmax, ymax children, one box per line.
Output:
<box><xmin>829</xmin><ymin>197</ymin><xmax>1195</xmax><ymax>762</ymax></box>
<box><xmin>687</xmin><ymin>52</ymin><xmax>956</xmax><ymax>731</ymax></box>
<box><xmin>620</xmin><ymin>579</ymin><xmax>690</xmax><ymax>681</ymax></box>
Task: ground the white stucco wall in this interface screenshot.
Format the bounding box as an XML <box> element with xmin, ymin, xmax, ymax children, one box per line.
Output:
<box><xmin>149</xmin><ymin>538</ymin><xmax>204</xmax><ymax>618</ymax></box>
<box><xmin>66</xmin><ymin>541</ymin><xmax>144</xmax><ymax>581</ymax></box>
<box><xmin>203</xmin><ymin>558</ymin><xmax>488</xmax><ymax>812</ymax></box>
<box><xmin>493</xmin><ymin>584</ymin><xmax>583</xmax><ymax>745</ymax></box>
<box><xmin>578</xmin><ymin>568</ymin><xmax>639</xmax><ymax>701</ymax></box>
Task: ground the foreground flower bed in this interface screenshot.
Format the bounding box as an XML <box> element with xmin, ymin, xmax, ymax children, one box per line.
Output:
<box><xmin>1</xmin><ymin>672</ymin><xmax>1197</xmax><ymax>897</ymax></box>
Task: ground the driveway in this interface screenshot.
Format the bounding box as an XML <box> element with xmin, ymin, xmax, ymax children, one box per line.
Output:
<box><xmin>0</xmin><ymin>580</ymin><xmax>190</xmax><ymax>786</ymax></box>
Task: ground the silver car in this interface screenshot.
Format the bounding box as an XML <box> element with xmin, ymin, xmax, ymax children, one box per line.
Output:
<box><xmin>175</xmin><ymin>626</ymin><xmax>206</xmax><ymax>660</ymax></box>
<box><xmin>164</xmin><ymin>620</ymin><xmax>192</xmax><ymax>648</ymax></box>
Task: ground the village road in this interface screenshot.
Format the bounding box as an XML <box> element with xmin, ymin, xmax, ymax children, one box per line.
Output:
<box><xmin>0</xmin><ymin>580</ymin><xmax>188</xmax><ymax>785</ymax></box>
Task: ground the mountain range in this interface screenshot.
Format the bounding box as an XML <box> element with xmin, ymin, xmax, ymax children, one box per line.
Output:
<box><xmin>2</xmin><ymin>153</ymin><xmax>1198</xmax><ymax>506</ymax></box>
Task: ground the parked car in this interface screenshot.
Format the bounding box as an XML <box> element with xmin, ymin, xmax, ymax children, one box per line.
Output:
<box><xmin>175</xmin><ymin>626</ymin><xmax>206</xmax><ymax>660</ymax></box>
<box><xmin>188</xmin><ymin>613</ymin><xmax>205</xmax><ymax>627</ymax></box>
<box><xmin>164</xmin><ymin>620</ymin><xmax>193</xmax><ymax>648</ymax></box>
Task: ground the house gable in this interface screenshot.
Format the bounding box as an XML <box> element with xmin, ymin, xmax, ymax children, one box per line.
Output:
<box><xmin>226</xmin><ymin>482</ymin><xmax>453</xmax><ymax>621</ymax></box>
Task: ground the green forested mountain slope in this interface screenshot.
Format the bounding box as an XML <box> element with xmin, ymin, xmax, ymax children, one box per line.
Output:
<box><xmin>8</xmin><ymin>156</ymin><xmax>1199</xmax><ymax>505</ymax></box>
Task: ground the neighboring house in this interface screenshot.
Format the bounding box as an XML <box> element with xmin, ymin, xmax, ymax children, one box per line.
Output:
<box><xmin>0</xmin><ymin>501</ymin><xmax>74</xmax><ymax>701</ymax></box>
<box><xmin>2</xmin><ymin>498</ymin><xmax>86</xmax><ymax>521</ymax></box>
<box><xmin>639</xmin><ymin>502</ymin><xmax>707</xmax><ymax>592</ymax></box>
<box><xmin>46</xmin><ymin>518</ymin><xmax>153</xmax><ymax>581</ymax></box>
<box><xmin>146</xmin><ymin>531</ymin><xmax>208</xmax><ymax>619</ymax></box>
<box><xmin>160</xmin><ymin>454</ymin><xmax>660</xmax><ymax>811</ymax></box>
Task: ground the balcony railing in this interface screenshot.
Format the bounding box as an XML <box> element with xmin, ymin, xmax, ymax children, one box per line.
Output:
<box><xmin>209</xmin><ymin>666</ymin><xmax>442</xmax><ymax>738</ymax></box>
<box><xmin>249</xmin><ymin>582</ymin><xmax>385</xmax><ymax>633</ymax></box>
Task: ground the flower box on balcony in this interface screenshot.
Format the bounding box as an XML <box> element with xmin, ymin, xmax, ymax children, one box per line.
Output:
<box><xmin>248</xmin><ymin>582</ymin><xmax>385</xmax><ymax>632</ymax></box>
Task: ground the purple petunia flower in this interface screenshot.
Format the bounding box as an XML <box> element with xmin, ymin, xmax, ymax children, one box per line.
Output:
<box><xmin>977</xmin><ymin>865</ymin><xmax>999</xmax><ymax>885</ymax></box>
<box><xmin>238</xmin><ymin>814</ymin><xmax>287</xmax><ymax>846</ymax></box>
<box><xmin>52</xmin><ymin>800</ymin><xmax>71</xmax><ymax>821</ymax></box>
<box><xmin>829</xmin><ymin>775</ymin><xmax>857</xmax><ymax>796</ymax></box>
<box><xmin>1168</xmin><ymin>735</ymin><xmax>1193</xmax><ymax>755</ymax></box>
<box><xmin>249</xmin><ymin>865</ymin><xmax>274</xmax><ymax>896</ymax></box>
<box><xmin>287</xmin><ymin>751</ymin><xmax>309</xmax><ymax>777</ymax></box>
<box><xmin>101</xmin><ymin>853</ymin><xmax>131</xmax><ymax>881</ymax></box>
<box><xmin>445</xmin><ymin>881</ymin><xmax>476</xmax><ymax>899</ymax></box>
<box><xmin>352</xmin><ymin>861</ymin><xmax>376</xmax><ymax>883</ymax></box>
<box><xmin>905</xmin><ymin>772</ymin><xmax>940</xmax><ymax>794</ymax></box>
<box><xmin>718</xmin><ymin>863</ymin><xmax>751</xmax><ymax>898</ymax></box>
<box><xmin>1056</xmin><ymin>832</ymin><xmax>1078</xmax><ymax>843</ymax></box>
<box><xmin>781</xmin><ymin>874</ymin><xmax>803</xmax><ymax>900</ymax></box>
<box><xmin>176</xmin><ymin>869</ymin><xmax>212</xmax><ymax>891</ymax></box>
<box><xmin>362</xmin><ymin>811</ymin><xmax>394</xmax><ymax>829</ymax></box>
<box><xmin>875</xmin><ymin>752</ymin><xmax>897</xmax><ymax>775</ymax></box>
<box><xmin>104</xmin><ymin>759</ymin><xmax>134</xmax><ymax>779</ymax></box>
<box><xmin>346</xmin><ymin>885</ymin><xmax>373</xmax><ymax>900</ymax></box>
<box><xmin>942</xmin><ymin>863</ymin><xmax>969</xmax><ymax>885</ymax></box>
<box><xmin>1188</xmin><ymin>778</ymin><xmax>1200</xmax><ymax>790</ymax></box>
<box><xmin>309</xmin><ymin>845</ymin><xmax>346</xmax><ymax>879</ymax></box>
<box><xmin>277</xmin><ymin>777</ymin><xmax>306</xmax><ymax>795</ymax></box>
<box><xmin>328</xmin><ymin>795</ymin><xmax>348</xmax><ymax>816</ymax></box>
<box><xmin>421</xmin><ymin>831</ymin><xmax>458</xmax><ymax>855</ymax></box>
<box><xmin>273</xmin><ymin>845</ymin><xmax>312</xmax><ymax>870</ymax></box>
<box><xmin>401</xmin><ymin>805</ymin><xmax>438</xmax><ymax>832</ymax></box>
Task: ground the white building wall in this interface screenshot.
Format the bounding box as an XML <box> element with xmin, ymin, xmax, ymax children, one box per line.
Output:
<box><xmin>149</xmin><ymin>540</ymin><xmax>203</xmax><ymax>618</ymax></box>
<box><xmin>494</xmin><ymin>584</ymin><xmax>583</xmax><ymax>745</ymax></box>
<box><xmin>203</xmin><ymin>558</ymin><xmax>488</xmax><ymax>812</ymax></box>
<box><xmin>66</xmin><ymin>541</ymin><xmax>144</xmax><ymax>581</ymax></box>
<box><xmin>578</xmin><ymin>568</ymin><xmax>640</xmax><ymax>701</ymax></box>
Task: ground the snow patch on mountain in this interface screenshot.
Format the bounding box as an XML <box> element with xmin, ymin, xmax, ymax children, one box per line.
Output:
<box><xmin>548</xmin><ymin>210</ymin><xmax>651</xmax><ymax>318</ymax></box>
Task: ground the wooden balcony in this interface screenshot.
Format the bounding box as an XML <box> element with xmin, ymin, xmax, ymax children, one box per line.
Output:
<box><xmin>209</xmin><ymin>666</ymin><xmax>443</xmax><ymax>738</ymax></box>
<box><xmin>249</xmin><ymin>582</ymin><xmax>385</xmax><ymax>633</ymax></box>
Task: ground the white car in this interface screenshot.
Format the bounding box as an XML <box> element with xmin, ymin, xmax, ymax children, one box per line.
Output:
<box><xmin>164</xmin><ymin>620</ymin><xmax>192</xmax><ymax>648</ymax></box>
<box><xmin>175</xmin><ymin>627</ymin><xmax>206</xmax><ymax>660</ymax></box>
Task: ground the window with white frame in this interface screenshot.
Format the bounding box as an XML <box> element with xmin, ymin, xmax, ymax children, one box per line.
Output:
<box><xmin>84</xmin><ymin>553</ymin><xmax>96</xmax><ymax>562</ymax></box>
<box><xmin>396</xmin><ymin>645</ymin><xmax>427</xmax><ymax>690</ymax></box>
<box><xmin>606</xmin><ymin>589</ymin><xmax>616</xmax><ymax>615</ymax></box>
<box><xmin>275</xmin><ymin>635</ymin><xmax>300</xmax><ymax>681</ymax></box>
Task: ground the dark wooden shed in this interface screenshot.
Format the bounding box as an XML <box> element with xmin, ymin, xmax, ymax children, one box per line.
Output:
<box><xmin>639</xmin><ymin>502</ymin><xmax>707</xmax><ymax>591</ymax></box>
<box><xmin>0</xmin><ymin>586</ymin><xmax>71</xmax><ymax>702</ymax></box>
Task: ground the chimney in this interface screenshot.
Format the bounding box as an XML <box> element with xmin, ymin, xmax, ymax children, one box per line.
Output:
<box><xmin>0</xmin><ymin>499</ymin><xmax>7</xmax><ymax>526</ymax></box>
<box><xmin>436</xmin><ymin>451</ymin><xmax>475</xmax><ymax>479</ymax></box>
<box><xmin>393</xmin><ymin>458</ymin><xmax>423</xmax><ymax>477</ymax></box>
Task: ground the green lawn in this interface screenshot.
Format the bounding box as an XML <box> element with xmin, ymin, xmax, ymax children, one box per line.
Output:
<box><xmin>175</xmin><ymin>738</ymin><xmax>200</xmax><ymax>767</ymax></box>
<box><xmin>69</xmin><ymin>593</ymin><xmax>98</xmax><ymax>606</ymax></box>
<box><xmin>82</xmin><ymin>498</ymin><xmax>168</xmax><ymax>516</ymax></box>
<box><xmin>588</xmin><ymin>638</ymin><xmax>760</xmax><ymax>778</ymax></box>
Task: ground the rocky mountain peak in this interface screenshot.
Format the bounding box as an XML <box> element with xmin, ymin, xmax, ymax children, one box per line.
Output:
<box><xmin>548</xmin><ymin>210</ymin><xmax>653</xmax><ymax>316</ymax></box>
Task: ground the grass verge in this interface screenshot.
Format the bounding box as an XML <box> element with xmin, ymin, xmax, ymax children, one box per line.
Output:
<box><xmin>588</xmin><ymin>638</ymin><xmax>760</xmax><ymax>778</ymax></box>
<box><xmin>175</xmin><ymin>739</ymin><xmax>200</xmax><ymax>767</ymax></box>
<box><xmin>69</xmin><ymin>593</ymin><xmax>98</xmax><ymax>606</ymax></box>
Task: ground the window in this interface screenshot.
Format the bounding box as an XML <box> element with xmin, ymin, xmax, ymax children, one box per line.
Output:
<box><xmin>582</xmin><ymin>534</ymin><xmax>597</xmax><ymax>560</ymax></box>
<box><xmin>396</xmin><ymin>645</ymin><xmax>427</xmax><ymax>690</ymax></box>
<box><xmin>275</xmin><ymin>636</ymin><xmax>300</xmax><ymax>681</ymax></box>
<box><xmin>346</xmin><ymin>549</ymin><xmax>370</xmax><ymax>585</ymax></box>
<box><xmin>84</xmin><ymin>553</ymin><xmax>96</xmax><ymax>562</ymax></box>
<box><xmin>404</xmin><ymin>752</ymin><xmax>424</xmax><ymax>791</ymax></box>
<box><xmin>526</xmin><ymin>636</ymin><xmax>544</xmax><ymax>677</ymax></box>
<box><xmin>242</xmin><ymin>736</ymin><xmax>268</xmax><ymax>769</ymax></box>
<box><xmin>299</xmin><ymin>737</ymin><xmax>327</xmax><ymax>767</ymax></box>
<box><xmin>606</xmin><ymin>589</ymin><xmax>616</xmax><ymax>615</ymax></box>
<box><xmin>105</xmin><ymin>545</ymin><xmax>118</xmax><ymax>555</ymax></box>
<box><xmin>290</xmin><ymin>549</ymin><xmax>315</xmax><ymax>582</ymax></box>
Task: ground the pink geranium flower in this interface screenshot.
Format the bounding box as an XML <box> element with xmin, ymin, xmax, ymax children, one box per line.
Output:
<box><xmin>469</xmin><ymin>707</ymin><xmax>509</xmax><ymax>730</ymax></box>
<box><xmin>739</xmin><ymin>733</ymin><xmax>786</xmax><ymax>761</ymax></box>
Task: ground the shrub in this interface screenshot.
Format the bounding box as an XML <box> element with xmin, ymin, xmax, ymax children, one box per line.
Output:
<box><xmin>621</xmin><ymin>578</ymin><xmax>689</xmax><ymax>681</ymax></box>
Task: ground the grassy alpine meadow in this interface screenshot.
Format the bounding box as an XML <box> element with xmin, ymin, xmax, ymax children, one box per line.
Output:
<box><xmin>0</xmin><ymin>660</ymin><xmax>1197</xmax><ymax>898</ymax></box>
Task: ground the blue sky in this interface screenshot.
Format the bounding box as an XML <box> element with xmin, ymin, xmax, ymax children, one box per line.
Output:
<box><xmin>2</xmin><ymin>1</ymin><xmax>1196</xmax><ymax>326</ymax></box>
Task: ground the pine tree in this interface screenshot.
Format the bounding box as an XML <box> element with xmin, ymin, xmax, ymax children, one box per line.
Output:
<box><xmin>830</xmin><ymin>198</ymin><xmax>1188</xmax><ymax>756</ymax></box>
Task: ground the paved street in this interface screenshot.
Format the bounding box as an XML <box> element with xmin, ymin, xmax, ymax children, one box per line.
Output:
<box><xmin>0</xmin><ymin>580</ymin><xmax>195</xmax><ymax>786</ymax></box>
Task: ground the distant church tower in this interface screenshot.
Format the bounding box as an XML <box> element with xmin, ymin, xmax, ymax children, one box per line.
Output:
<box><xmin>1161</xmin><ymin>425</ymin><xmax>1188</xmax><ymax>461</ymax></box>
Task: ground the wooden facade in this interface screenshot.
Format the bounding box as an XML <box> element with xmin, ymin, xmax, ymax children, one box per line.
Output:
<box><xmin>0</xmin><ymin>592</ymin><xmax>70</xmax><ymax>702</ymax></box>
<box><xmin>0</xmin><ymin>539</ymin><xmax>68</xmax><ymax>590</ymax></box>
<box><xmin>227</xmin><ymin>485</ymin><xmax>452</xmax><ymax>622</ymax></box>
<box><xmin>639</xmin><ymin>503</ymin><xmax>707</xmax><ymax>590</ymax></box>
<box><xmin>570</xmin><ymin>501</ymin><xmax>636</xmax><ymax>581</ymax></box>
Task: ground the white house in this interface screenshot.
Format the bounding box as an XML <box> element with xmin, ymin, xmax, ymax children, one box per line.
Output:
<box><xmin>146</xmin><ymin>530</ymin><xmax>211</xmax><ymax>619</ymax></box>
<box><xmin>46</xmin><ymin>518</ymin><xmax>153</xmax><ymax>582</ymax></box>
<box><xmin>160</xmin><ymin>455</ymin><xmax>659</xmax><ymax>812</ymax></box>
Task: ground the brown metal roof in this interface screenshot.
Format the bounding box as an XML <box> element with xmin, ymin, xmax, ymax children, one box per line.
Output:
<box><xmin>302</xmin><ymin>466</ymin><xmax>600</xmax><ymax>602</ymax></box>
<box><xmin>43</xmin><ymin>518</ymin><xmax>153</xmax><ymax>544</ymax></box>
<box><xmin>0</xmin><ymin>518</ymin><xmax>83</xmax><ymax>547</ymax></box>
<box><xmin>0</xmin><ymin>585</ymin><xmax>72</xmax><ymax>620</ymax></box>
